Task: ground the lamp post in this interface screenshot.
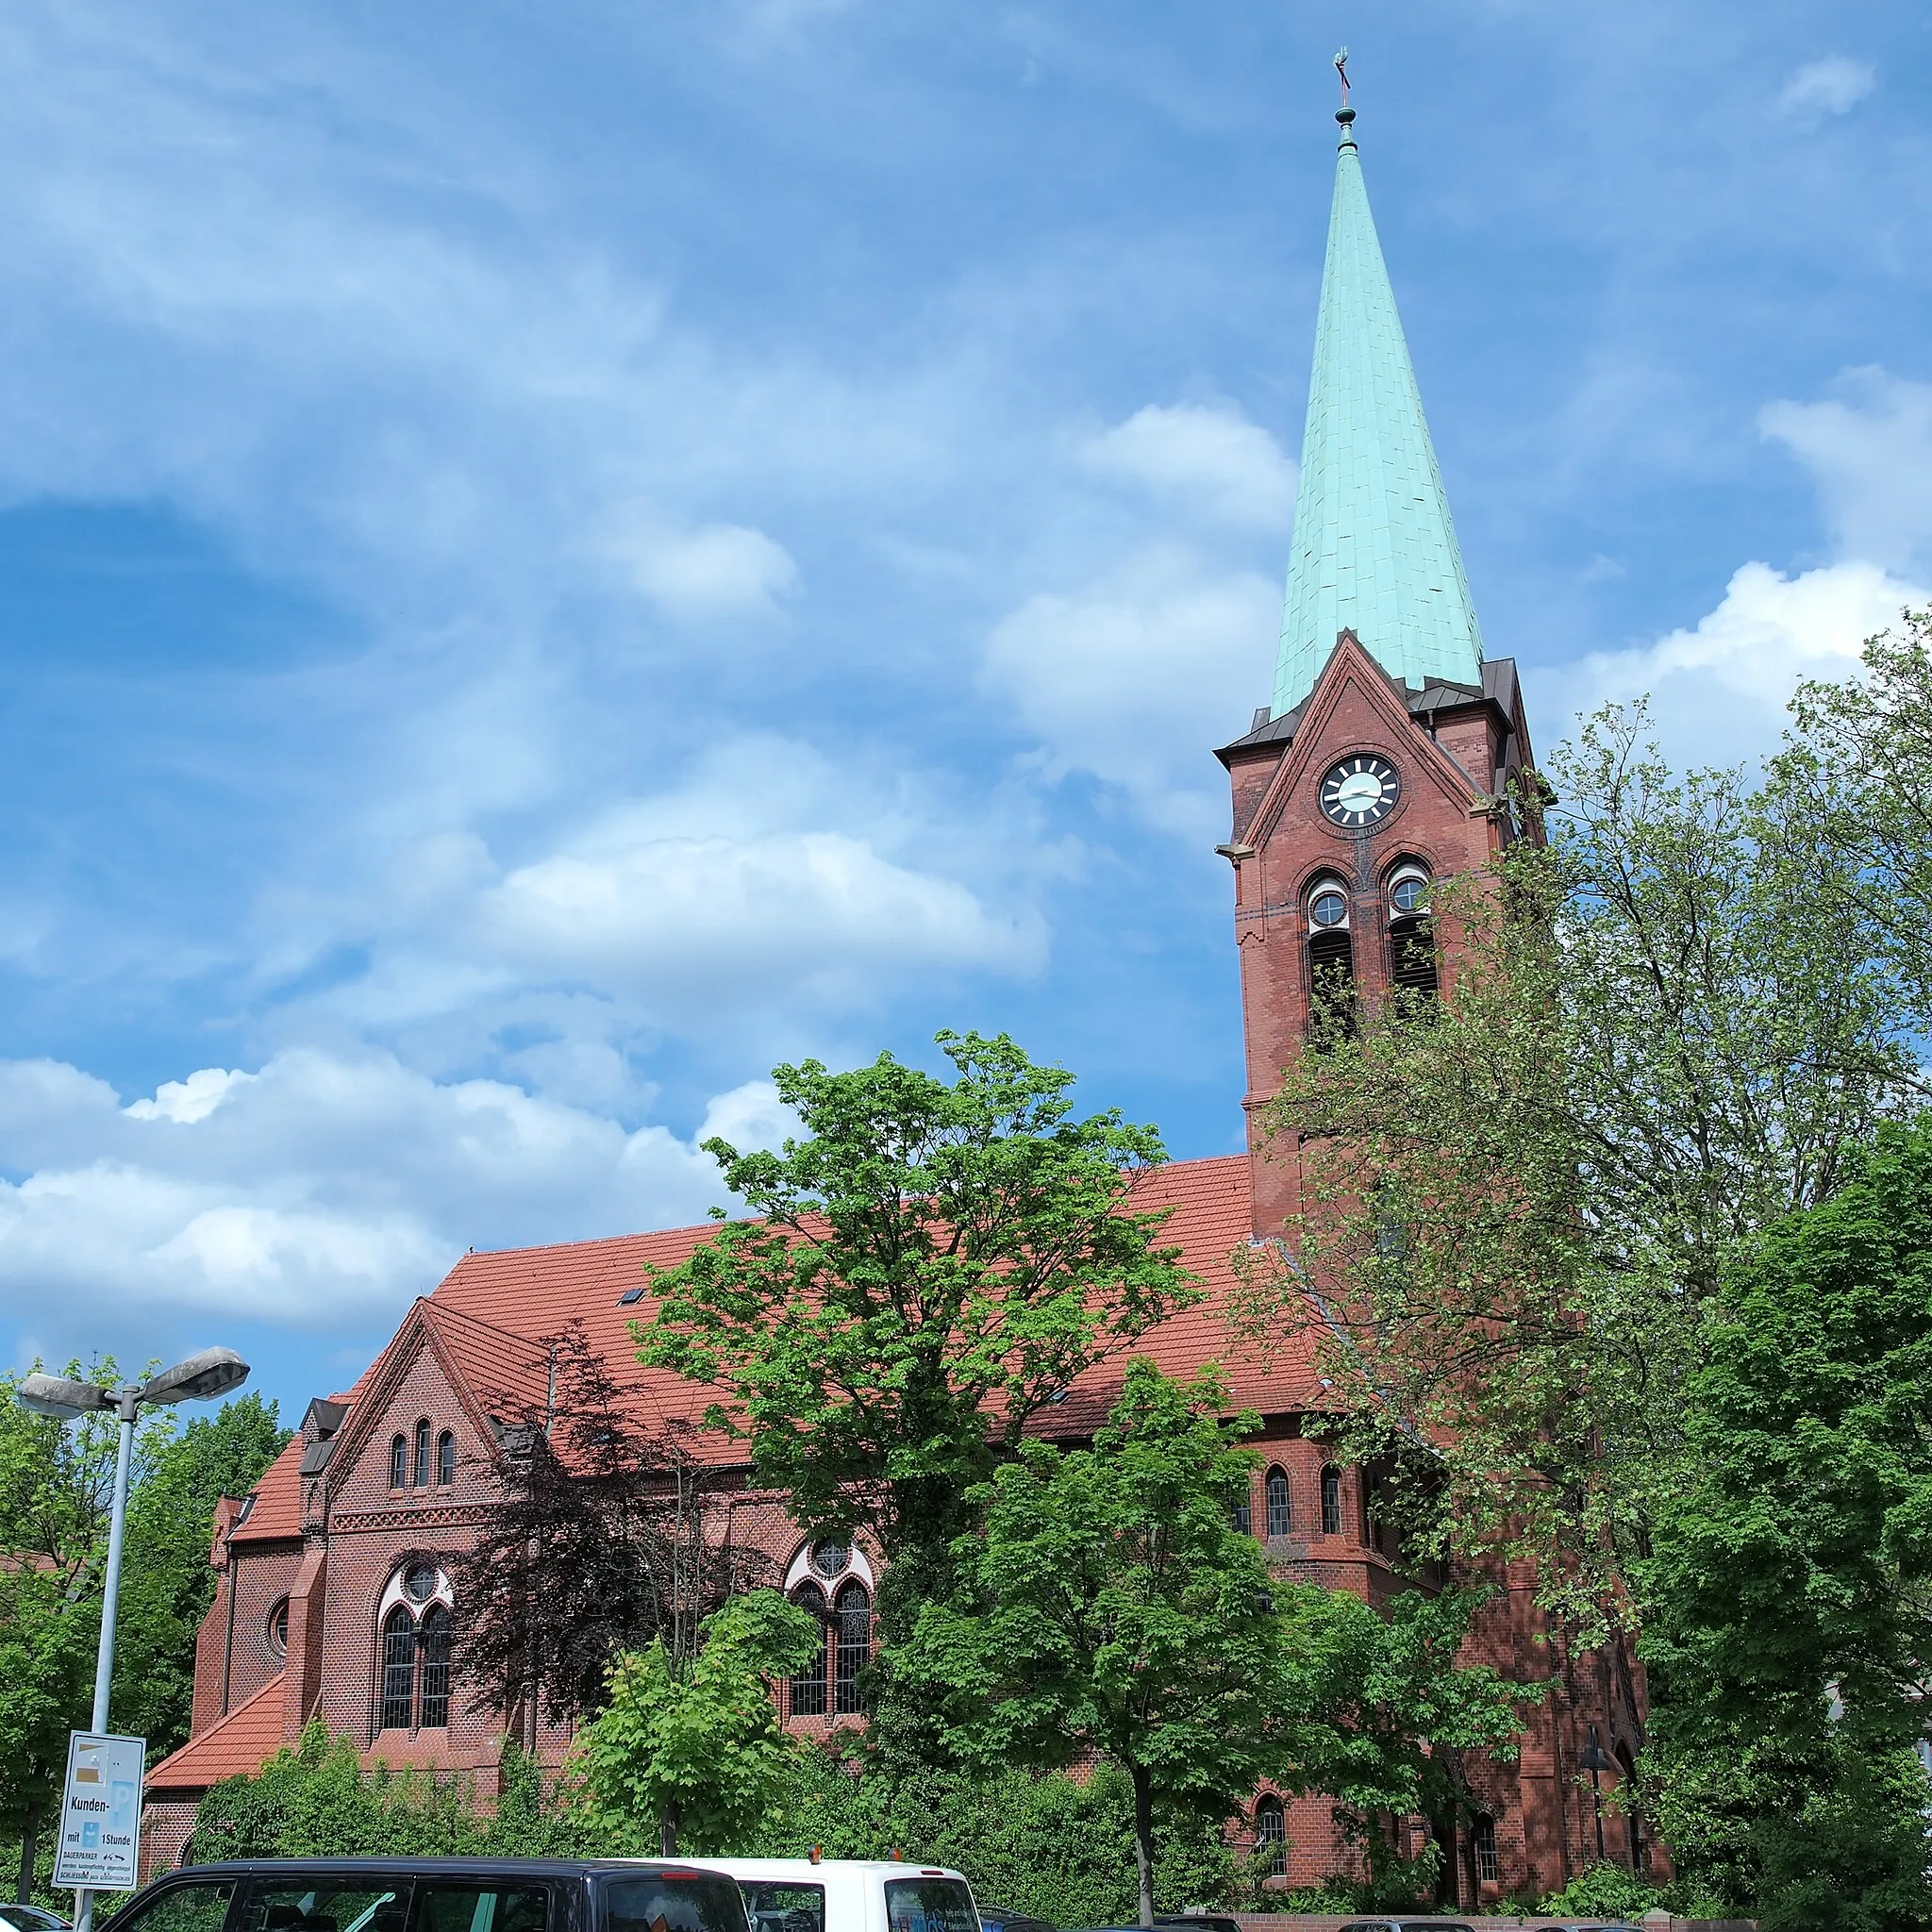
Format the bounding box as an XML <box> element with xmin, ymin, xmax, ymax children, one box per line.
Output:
<box><xmin>1578</xmin><ymin>1724</ymin><xmax>1613</xmax><ymax>1868</ymax></box>
<box><xmin>17</xmin><ymin>1348</ymin><xmax>250</xmax><ymax>1932</ymax></box>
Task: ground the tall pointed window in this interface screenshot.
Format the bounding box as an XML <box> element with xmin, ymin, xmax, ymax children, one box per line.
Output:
<box><xmin>1254</xmin><ymin>1794</ymin><xmax>1286</xmax><ymax>1876</ymax></box>
<box><xmin>412</xmin><ymin>1420</ymin><xmax>431</xmax><ymax>1489</ymax></box>
<box><xmin>418</xmin><ymin>1605</ymin><xmax>452</xmax><ymax>1727</ymax></box>
<box><xmin>1473</xmin><ymin>1812</ymin><xmax>1500</xmax><ymax>1885</ymax></box>
<box><xmin>436</xmin><ymin>1430</ymin><xmax>456</xmax><ymax>1487</ymax></box>
<box><xmin>380</xmin><ymin>1606</ymin><xmax>417</xmax><ymax>1730</ymax></box>
<box><xmin>1265</xmin><ymin>1467</ymin><xmax>1292</xmax><ymax>1538</ymax></box>
<box><xmin>1306</xmin><ymin>880</ymin><xmax>1356</xmax><ymax>1042</ymax></box>
<box><xmin>1321</xmin><ymin>1465</ymin><xmax>1343</xmax><ymax>1537</ymax></box>
<box><xmin>790</xmin><ymin>1583</ymin><xmax>828</xmax><ymax>1718</ymax></box>
<box><xmin>389</xmin><ymin>1435</ymin><xmax>408</xmax><ymax>1491</ymax></box>
<box><xmin>1388</xmin><ymin>866</ymin><xmax>1439</xmax><ymax>1000</ymax></box>
<box><xmin>1231</xmin><ymin>1486</ymin><xmax>1253</xmax><ymax>1538</ymax></box>
<box><xmin>833</xmin><ymin>1582</ymin><xmax>871</xmax><ymax>1716</ymax></box>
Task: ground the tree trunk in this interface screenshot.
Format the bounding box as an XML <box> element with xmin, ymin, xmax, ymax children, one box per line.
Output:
<box><xmin>17</xmin><ymin>1811</ymin><xmax>35</xmax><ymax>1905</ymax></box>
<box><xmin>1129</xmin><ymin>1763</ymin><xmax>1155</xmax><ymax>1929</ymax></box>
<box><xmin>658</xmin><ymin>1801</ymin><xmax>678</xmax><ymax>1857</ymax></box>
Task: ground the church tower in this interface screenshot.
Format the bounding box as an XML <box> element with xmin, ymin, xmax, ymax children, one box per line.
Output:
<box><xmin>1217</xmin><ymin>82</ymin><xmax>1537</xmax><ymax>1241</ymax></box>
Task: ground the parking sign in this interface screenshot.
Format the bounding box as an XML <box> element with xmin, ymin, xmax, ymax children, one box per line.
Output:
<box><xmin>52</xmin><ymin>1731</ymin><xmax>144</xmax><ymax>1892</ymax></box>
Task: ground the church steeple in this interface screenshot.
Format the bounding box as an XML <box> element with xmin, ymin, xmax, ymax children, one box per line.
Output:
<box><xmin>1271</xmin><ymin>63</ymin><xmax>1484</xmax><ymax>719</ymax></box>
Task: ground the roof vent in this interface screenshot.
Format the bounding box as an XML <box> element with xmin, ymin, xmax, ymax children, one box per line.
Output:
<box><xmin>618</xmin><ymin>1287</ymin><xmax>646</xmax><ymax>1306</ymax></box>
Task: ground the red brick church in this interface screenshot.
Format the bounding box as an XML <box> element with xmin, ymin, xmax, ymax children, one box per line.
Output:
<box><xmin>142</xmin><ymin>97</ymin><xmax>1648</xmax><ymax>1907</ymax></box>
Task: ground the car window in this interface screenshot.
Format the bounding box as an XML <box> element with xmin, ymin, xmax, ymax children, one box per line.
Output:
<box><xmin>236</xmin><ymin>1882</ymin><xmax>408</xmax><ymax>1932</ymax></box>
<box><xmin>739</xmin><ymin>1886</ymin><xmax>823</xmax><ymax>1932</ymax></box>
<box><xmin>106</xmin><ymin>1882</ymin><xmax>236</xmax><ymax>1932</ymax></box>
<box><xmin>601</xmin><ymin>1874</ymin><xmax>747</xmax><ymax>1932</ymax></box>
<box><xmin>410</xmin><ymin>1889</ymin><xmax>550</xmax><ymax>1932</ymax></box>
<box><xmin>883</xmin><ymin>1882</ymin><xmax>976</xmax><ymax>1932</ymax></box>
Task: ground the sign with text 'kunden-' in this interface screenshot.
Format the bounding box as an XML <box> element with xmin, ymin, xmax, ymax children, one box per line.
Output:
<box><xmin>52</xmin><ymin>1731</ymin><xmax>144</xmax><ymax>1891</ymax></box>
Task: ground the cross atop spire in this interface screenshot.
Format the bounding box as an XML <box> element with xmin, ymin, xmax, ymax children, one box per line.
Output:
<box><xmin>1270</xmin><ymin>73</ymin><xmax>1483</xmax><ymax>720</ymax></box>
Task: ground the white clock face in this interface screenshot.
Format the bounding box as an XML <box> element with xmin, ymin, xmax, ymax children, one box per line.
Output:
<box><xmin>1321</xmin><ymin>756</ymin><xmax>1400</xmax><ymax>828</ymax></box>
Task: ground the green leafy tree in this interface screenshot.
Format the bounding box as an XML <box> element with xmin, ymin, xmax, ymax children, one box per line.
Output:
<box><xmin>1775</xmin><ymin>608</ymin><xmax>1932</xmax><ymax>1024</ymax></box>
<box><xmin>573</xmin><ymin>1588</ymin><xmax>821</xmax><ymax>1856</ymax></box>
<box><xmin>112</xmin><ymin>1393</ymin><xmax>288</xmax><ymax>1755</ymax></box>
<box><xmin>0</xmin><ymin>1362</ymin><xmax>177</xmax><ymax>1898</ymax></box>
<box><xmin>1232</xmin><ymin>705</ymin><xmax>1914</xmax><ymax>1626</ymax></box>
<box><xmin>638</xmin><ymin>1030</ymin><xmax>1200</xmax><ymax>1714</ymax></box>
<box><xmin>1639</xmin><ymin>1121</ymin><xmax>1932</xmax><ymax>1928</ymax></box>
<box><xmin>1288</xmin><ymin>1587</ymin><xmax>1529</xmax><ymax>1906</ymax></box>
<box><xmin>895</xmin><ymin>1362</ymin><xmax>1523</xmax><ymax>1925</ymax></box>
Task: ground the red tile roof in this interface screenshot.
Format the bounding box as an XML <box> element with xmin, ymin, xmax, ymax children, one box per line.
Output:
<box><xmin>423</xmin><ymin>1154</ymin><xmax>1319</xmax><ymax>1453</ymax></box>
<box><xmin>225</xmin><ymin>1438</ymin><xmax>305</xmax><ymax>1544</ymax></box>
<box><xmin>145</xmin><ymin>1672</ymin><xmax>288</xmax><ymax>1794</ymax></box>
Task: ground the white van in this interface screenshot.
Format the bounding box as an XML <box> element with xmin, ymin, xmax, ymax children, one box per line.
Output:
<box><xmin>674</xmin><ymin>1858</ymin><xmax>980</xmax><ymax>1932</ymax></box>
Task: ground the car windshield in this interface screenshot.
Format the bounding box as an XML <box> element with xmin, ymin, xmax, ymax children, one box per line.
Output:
<box><xmin>883</xmin><ymin>1882</ymin><xmax>976</xmax><ymax>1932</ymax></box>
<box><xmin>107</xmin><ymin>1885</ymin><xmax>236</xmax><ymax>1932</ymax></box>
<box><xmin>602</xmin><ymin>1874</ymin><xmax>748</xmax><ymax>1932</ymax></box>
<box><xmin>739</xmin><ymin>1885</ymin><xmax>823</xmax><ymax>1932</ymax></box>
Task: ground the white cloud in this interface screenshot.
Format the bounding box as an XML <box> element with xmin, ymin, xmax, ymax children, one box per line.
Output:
<box><xmin>1760</xmin><ymin>369</ymin><xmax>1932</xmax><ymax>576</ymax></box>
<box><xmin>696</xmin><ymin>1080</ymin><xmax>796</xmax><ymax>1154</ymax></box>
<box><xmin>1779</xmin><ymin>57</ymin><xmax>1874</xmax><ymax>117</ymax></box>
<box><xmin>0</xmin><ymin>1048</ymin><xmax>745</xmax><ymax>1328</ymax></box>
<box><xmin>1533</xmin><ymin>559</ymin><xmax>1926</xmax><ymax>768</ymax></box>
<box><xmin>982</xmin><ymin>541</ymin><xmax>1277</xmax><ymax>831</ymax></box>
<box><xmin>605</xmin><ymin>505</ymin><xmax>800</xmax><ymax>619</ymax></box>
<box><xmin>1078</xmin><ymin>403</ymin><xmax>1295</xmax><ymax>532</ymax></box>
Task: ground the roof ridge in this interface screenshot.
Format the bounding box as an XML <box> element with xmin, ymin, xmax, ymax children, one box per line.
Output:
<box><xmin>421</xmin><ymin>1299</ymin><xmax>544</xmax><ymax>1348</ymax></box>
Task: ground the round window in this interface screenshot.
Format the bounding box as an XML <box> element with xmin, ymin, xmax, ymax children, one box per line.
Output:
<box><xmin>1391</xmin><ymin>875</ymin><xmax>1428</xmax><ymax>915</ymax></box>
<box><xmin>1309</xmin><ymin>889</ymin><xmax>1348</xmax><ymax>928</ymax></box>
<box><xmin>267</xmin><ymin>1597</ymin><xmax>290</xmax><ymax>1656</ymax></box>
<box><xmin>404</xmin><ymin>1562</ymin><xmax>439</xmax><ymax>1604</ymax></box>
<box><xmin>809</xmin><ymin>1537</ymin><xmax>850</xmax><ymax>1579</ymax></box>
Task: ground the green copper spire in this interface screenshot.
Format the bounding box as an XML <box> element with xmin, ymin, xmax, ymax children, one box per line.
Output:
<box><xmin>1272</xmin><ymin>81</ymin><xmax>1483</xmax><ymax>719</ymax></box>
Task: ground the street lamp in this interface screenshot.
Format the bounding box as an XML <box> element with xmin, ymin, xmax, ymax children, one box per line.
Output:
<box><xmin>17</xmin><ymin>1347</ymin><xmax>249</xmax><ymax>1932</ymax></box>
<box><xmin>1578</xmin><ymin>1724</ymin><xmax>1613</xmax><ymax>1867</ymax></box>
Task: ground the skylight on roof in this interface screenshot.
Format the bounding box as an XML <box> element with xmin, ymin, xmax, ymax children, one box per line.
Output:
<box><xmin>618</xmin><ymin>1288</ymin><xmax>646</xmax><ymax>1306</ymax></box>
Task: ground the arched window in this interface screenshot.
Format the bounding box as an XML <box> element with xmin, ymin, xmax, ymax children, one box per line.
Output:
<box><xmin>1305</xmin><ymin>880</ymin><xmax>1356</xmax><ymax>1042</ymax></box>
<box><xmin>1231</xmin><ymin>1486</ymin><xmax>1253</xmax><ymax>1537</ymax></box>
<box><xmin>412</xmin><ymin>1420</ymin><xmax>431</xmax><ymax>1489</ymax></box>
<box><xmin>1388</xmin><ymin>866</ymin><xmax>1439</xmax><ymax>1000</ymax></box>
<box><xmin>418</xmin><ymin>1604</ymin><xmax>452</xmax><ymax>1727</ymax></box>
<box><xmin>436</xmin><ymin>1430</ymin><xmax>456</xmax><ymax>1487</ymax></box>
<box><xmin>833</xmin><ymin>1581</ymin><xmax>871</xmax><ymax>1716</ymax></box>
<box><xmin>1265</xmin><ymin>1467</ymin><xmax>1292</xmax><ymax>1538</ymax></box>
<box><xmin>790</xmin><ymin>1582</ymin><xmax>828</xmax><ymax>1718</ymax></box>
<box><xmin>389</xmin><ymin>1434</ymin><xmax>408</xmax><ymax>1491</ymax></box>
<box><xmin>380</xmin><ymin>1605</ymin><xmax>417</xmax><ymax>1730</ymax></box>
<box><xmin>1254</xmin><ymin>1793</ymin><xmax>1286</xmax><ymax>1876</ymax></box>
<box><xmin>1321</xmin><ymin>1466</ymin><xmax>1343</xmax><ymax>1537</ymax></box>
<box><xmin>1472</xmin><ymin>1811</ymin><xmax>1499</xmax><ymax>1886</ymax></box>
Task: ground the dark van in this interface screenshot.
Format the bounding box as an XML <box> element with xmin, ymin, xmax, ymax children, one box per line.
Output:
<box><xmin>104</xmin><ymin>1860</ymin><xmax>749</xmax><ymax>1932</ymax></box>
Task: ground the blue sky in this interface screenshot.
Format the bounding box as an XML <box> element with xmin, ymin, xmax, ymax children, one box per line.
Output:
<box><xmin>0</xmin><ymin>0</ymin><xmax>1926</xmax><ymax>1421</ymax></box>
